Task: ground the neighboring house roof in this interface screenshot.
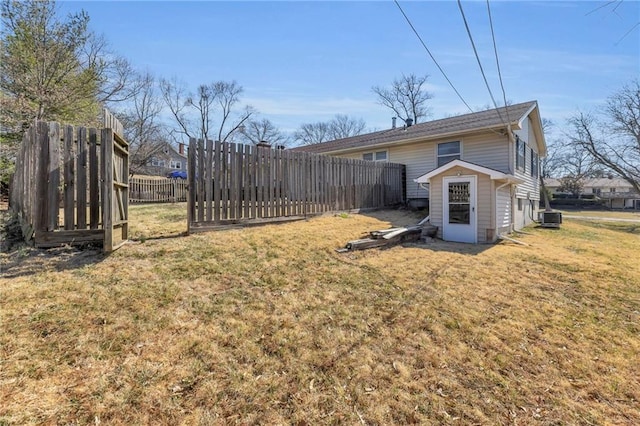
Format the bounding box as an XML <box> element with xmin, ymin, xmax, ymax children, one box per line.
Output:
<box><xmin>292</xmin><ymin>101</ymin><xmax>544</xmax><ymax>156</ymax></box>
<box><xmin>544</xmin><ymin>177</ymin><xmax>636</xmax><ymax>190</ymax></box>
<box><xmin>414</xmin><ymin>159</ymin><xmax>525</xmax><ymax>184</ymax></box>
<box><xmin>156</xmin><ymin>142</ymin><xmax>186</xmax><ymax>159</ymax></box>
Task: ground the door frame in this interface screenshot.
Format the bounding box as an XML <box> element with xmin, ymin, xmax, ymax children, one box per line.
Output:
<box><xmin>442</xmin><ymin>175</ymin><xmax>477</xmax><ymax>243</ymax></box>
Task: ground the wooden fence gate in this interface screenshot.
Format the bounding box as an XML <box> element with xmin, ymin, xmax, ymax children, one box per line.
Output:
<box><xmin>9</xmin><ymin>110</ymin><xmax>129</xmax><ymax>252</ymax></box>
<box><xmin>187</xmin><ymin>138</ymin><xmax>405</xmax><ymax>233</ymax></box>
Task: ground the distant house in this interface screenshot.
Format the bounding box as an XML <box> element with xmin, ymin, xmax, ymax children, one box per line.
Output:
<box><xmin>545</xmin><ymin>177</ymin><xmax>640</xmax><ymax>209</ymax></box>
<box><xmin>294</xmin><ymin>101</ymin><xmax>546</xmax><ymax>243</ymax></box>
<box><xmin>143</xmin><ymin>142</ymin><xmax>187</xmax><ymax>177</ymax></box>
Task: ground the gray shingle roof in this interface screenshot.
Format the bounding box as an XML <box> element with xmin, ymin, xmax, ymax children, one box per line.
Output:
<box><xmin>292</xmin><ymin>101</ymin><xmax>538</xmax><ymax>154</ymax></box>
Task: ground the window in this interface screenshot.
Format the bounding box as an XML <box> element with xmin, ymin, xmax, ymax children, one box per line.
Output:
<box><xmin>531</xmin><ymin>149</ymin><xmax>539</xmax><ymax>178</ymax></box>
<box><xmin>516</xmin><ymin>136</ymin><xmax>526</xmax><ymax>170</ymax></box>
<box><xmin>363</xmin><ymin>151</ymin><xmax>387</xmax><ymax>162</ymax></box>
<box><xmin>151</xmin><ymin>158</ymin><xmax>165</xmax><ymax>167</ymax></box>
<box><xmin>437</xmin><ymin>141</ymin><xmax>461</xmax><ymax>167</ymax></box>
<box><xmin>170</xmin><ymin>160</ymin><xmax>182</xmax><ymax>169</ymax></box>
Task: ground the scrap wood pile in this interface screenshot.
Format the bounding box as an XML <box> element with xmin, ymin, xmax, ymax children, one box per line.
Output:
<box><xmin>337</xmin><ymin>216</ymin><xmax>436</xmax><ymax>252</ymax></box>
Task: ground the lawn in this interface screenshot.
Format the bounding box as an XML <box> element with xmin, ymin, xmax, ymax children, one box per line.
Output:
<box><xmin>1</xmin><ymin>204</ymin><xmax>639</xmax><ymax>425</ymax></box>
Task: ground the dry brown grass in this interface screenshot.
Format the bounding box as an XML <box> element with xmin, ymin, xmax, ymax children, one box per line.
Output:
<box><xmin>1</xmin><ymin>204</ymin><xmax>639</xmax><ymax>425</ymax></box>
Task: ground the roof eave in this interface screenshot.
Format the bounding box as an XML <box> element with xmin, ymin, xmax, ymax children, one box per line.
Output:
<box><xmin>315</xmin><ymin>123</ymin><xmax>514</xmax><ymax>156</ymax></box>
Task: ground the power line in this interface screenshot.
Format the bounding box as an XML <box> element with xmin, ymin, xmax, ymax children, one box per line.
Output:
<box><xmin>393</xmin><ymin>0</ymin><xmax>474</xmax><ymax>113</ymax></box>
<box><xmin>486</xmin><ymin>0</ymin><xmax>512</xmax><ymax>127</ymax></box>
<box><xmin>457</xmin><ymin>0</ymin><xmax>507</xmax><ymax>127</ymax></box>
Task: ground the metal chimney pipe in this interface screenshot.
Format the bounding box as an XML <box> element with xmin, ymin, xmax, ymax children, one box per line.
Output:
<box><xmin>392</xmin><ymin>117</ymin><xmax>397</xmax><ymax>129</ymax></box>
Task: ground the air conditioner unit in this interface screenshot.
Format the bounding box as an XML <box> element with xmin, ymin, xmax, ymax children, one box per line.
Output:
<box><xmin>539</xmin><ymin>211</ymin><xmax>562</xmax><ymax>228</ymax></box>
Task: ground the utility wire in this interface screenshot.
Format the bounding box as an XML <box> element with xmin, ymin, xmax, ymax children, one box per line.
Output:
<box><xmin>486</xmin><ymin>0</ymin><xmax>512</xmax><ymax>127</ymax></box>
<box><xmin>585</xmin><ymin>0</ymin><xmax>618</xmax><ymax>16</ymax></box>
<box><xmin>393</xmin><ymin>0</ymin><xmax>474</xmax><ymax>113</ymax></box>
<box><xmin>457</xmin><ymin>0</ymin><xmax>507</xmax><ymax>127</ymax></box>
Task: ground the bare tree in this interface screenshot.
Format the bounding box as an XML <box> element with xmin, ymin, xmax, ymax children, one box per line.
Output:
<box><xmin>372</xmin><ymin>73</ymin><xmax>433</xmax><ymax>124</ymax></box>
<box><xmin>239</xmin><ymin>118</ymin><xmax>289</xmax><ymax>146</ymax></box>
<box><xmin>117</xmin><ymin>72</ymin><xmax>168</xmax><ymax>175</ymax></box>
<box><xmin>541</xmin><ymin>139</ymin><xmax>565</xmax><ymax>178</ymax></box>
<box><xmin>159</xmin><ymin>78</ymin><xmax>253</xmax><ymax>143</ymax></box>
<box><xmin>567</xmin><ymin>79</ymin><xmax>640</xmax><ymax>193</ymax></box>
<box><xmin>293</xmin><ymin>122</ymin><xmax>331</xmax><ymax>145</ymax></box>
<box><xmin>328</xmin><ymin>114</ymin><xmax>366</xmax><ymax>139</ymax></box>
<box><xmin>293</xmin><ymin>115</ymin><xmax>367</xmax><ymax>145</ymax></box>
<box><xmin>557</xmin><ymin>176</ymin><xmax>584</xmax><ymax>197</ymax></box>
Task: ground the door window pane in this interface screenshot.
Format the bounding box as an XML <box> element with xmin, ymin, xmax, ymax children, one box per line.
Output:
<box><xmin>449</xmin><ymin>183</ymin><xmax>470</xmax><ymax>202</ymax></box>
<box><xmin>449</xmin><ymin>204</ymin><xmax>470</xmax><ymax>224</ymax></box>
<box><xmin>448</xmin><ymin>182</ymin><xmax>470</xmax><ymax>224</ymax></box>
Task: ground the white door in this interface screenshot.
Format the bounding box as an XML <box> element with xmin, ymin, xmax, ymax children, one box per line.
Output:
<box><xmin>443</xmin><ymin>176</ymin><xmax>477</xmax><ymax>243</ymax></box>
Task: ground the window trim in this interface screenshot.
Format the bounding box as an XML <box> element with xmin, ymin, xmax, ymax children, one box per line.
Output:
<box><xmin>362</xmin><ymin>150</ymin><xmax>388</xmax><ymax>162</ymax></box>
<box><xmin>530</xmin><ymin>149</ymin><xmax>538</xmax><ymax>178</ymax></box>
<box><xmin>437</xmin><ymin>141</ymin><xmax>462</xmax><ymax>168</ymax></box>
<box><xmin>516</xmin><ymin>136</ymin><xmax>526</xmax><ymax>171</ymax></box>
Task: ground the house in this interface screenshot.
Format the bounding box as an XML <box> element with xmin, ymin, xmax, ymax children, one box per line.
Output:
<box><xmin>544</xmin><ymin>177</ymin><xmax>640</xmax><ymax>209</ymax></box>
<box><xmin>143</xmin><ymin>142</ymin><xmax>187</xmax><ymax>177</ymax></box>
<box><xmin>293</xmin><ymin>101</ymin><xmax>546</xmax><ymax>243</ymax></box>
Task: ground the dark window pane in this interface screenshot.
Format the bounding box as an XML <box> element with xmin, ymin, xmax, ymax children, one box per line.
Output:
<box><xmin>438</xmin><ymin>154</ymin><xmax>460</xmax><ymax>167</ymax></box>
<box><xmin>438</xmin><ymin>141</ymin><xmax>461</xmax><ymax>156</ymax></box>
<box><xmin>449</xmin><ymin>204</ymin><xmax>470</xmax><ymax>224</ymax></box>
<box><xmin>363</xmin><ymin>153</ymin><xmax>373</xmax><ymax>161</ymax></box>
<box><xmin>375</xmin><ymin>151</ymin><xmax>387</xmax><ymax>161</ymax></box>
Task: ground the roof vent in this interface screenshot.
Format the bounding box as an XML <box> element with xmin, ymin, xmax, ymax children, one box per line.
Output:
<box><xmin>392</xmin><ymin>117</ymin><xmax>397</xmax><ymax>129</ymax></box>
<box><xmin>406</xmin><ymin>118</ymin><xmax>413</xmax><ymax>127</ymax></box>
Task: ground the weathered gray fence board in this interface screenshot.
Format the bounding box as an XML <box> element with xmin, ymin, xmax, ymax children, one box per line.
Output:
<box><xmin>89</xmin><ymin>128</ymin><xmax>100</xmax><ymax>229</ymax></box>
<box><xmin>63</xmin><ymin>125</ymin><xmax>75</xmax><ymax>230</ymax></box>
<box><xmin>77</xmin><ymin>127</ymin><xmax>87</xmax><ymax>229</ymax></box>
<box><xmin>187</xmin><ymin>140</ymin><xmax>405</xmax><ymax>233</ymax></box>
<box><xmin>10</xmin><ymin>117</ymin><xmax>127</xmax><ymax>251</ymax></box>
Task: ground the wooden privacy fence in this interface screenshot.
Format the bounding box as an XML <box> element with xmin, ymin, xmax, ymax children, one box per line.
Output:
<box><xmin>129</xmin><ymin>177</ymin><xmax>188</xmax><ymax>203</ymax></box>
<box><xmin>10</xmin><ymin>114</ymin><xmax>128</xmax><ymax>251</ymax></box>
<box><xmin>187</xmin><ymin>139</ymin><xmax>405</xmax><ymax>232</ymax></box>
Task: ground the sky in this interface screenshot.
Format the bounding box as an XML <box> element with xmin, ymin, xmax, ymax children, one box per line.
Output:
<box><xmin>59</xmin><ymin>0</ymin><xmax>640</xmax><ymax>140</ymax></box>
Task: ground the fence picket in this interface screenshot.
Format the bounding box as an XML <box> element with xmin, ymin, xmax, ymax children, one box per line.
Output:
<box><xmin>77</xmin><ymin>127</ymin><xmax>87</xmax><ymax>229</ymax></box>
<box><xmin>185</xmin><ymin>140</ymin><xmax>405</xmax><ymax>231</ymax></box>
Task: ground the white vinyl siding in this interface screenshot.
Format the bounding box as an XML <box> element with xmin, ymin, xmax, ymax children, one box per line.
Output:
<box><xmin>514</xmin><ymin>117</ymin><xmax>541</xmax><ymax>202</ymax></box>
<box><xmin>462</xmin><ymin>133</ymin><xmax>510</xmax><ymax>172</ymax></box>
<box><xmin>334</xmin><ymin>131</ymin><xmax>510</xmax><ymax>201</ymax></box>
<box><xmin>496</xmin><ymin>185</ymin><xmax>511</xmax><ymax>235</ymax></box>
<box><xmin>476</xmin><ymin>173</ymin><xmax>492</xmax><ymax>243</ymax></box>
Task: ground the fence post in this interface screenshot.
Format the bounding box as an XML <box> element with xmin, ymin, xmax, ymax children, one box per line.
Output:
<box><xmin>187</xmin><ymin>138</ymin><xmax>197</xmax><ymax>234</ymax></box>
<box><xmin>101</xmin><ymin>128</ymin><xmax>114</xmax><ymax>252</ymax></box>
<box><xmin>34</xmin><ymin>121</ymin><xmax>50</xmax><ymax>239</ymax></box>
